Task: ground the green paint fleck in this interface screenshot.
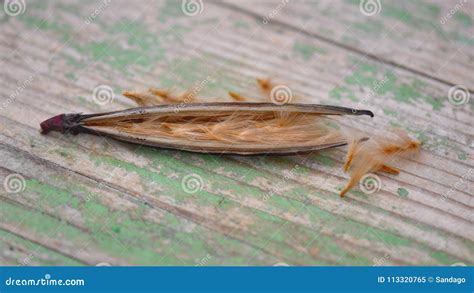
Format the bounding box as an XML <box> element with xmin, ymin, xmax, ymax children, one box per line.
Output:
<box><xmin>454</xmin><ymin>11</ymin><xmax>472</xmax><ymax>27</ymax></box>
<box><xmin>353</xmin><ymin>20</ymin><xmax>385</xmax><ymax>36</ymax></box>
<box><xmin>65</xmin><ymin>72</ymin><xmax>76</xmax><ymax>81</ymax></box>
<box><xmin>329</xmin><ymin>86</ymin><xmax>357</xmax><ymax>102</ymax></box>
<box><xmin>293</xmin><ymin>41</ymin><xmax>327</xmax><ymax>61</ymax></box>
<box><xmin>349</xmin><ymin>189</ymin><xmax>369</xmax><ymax>200</ymax></box>
<box><xmin>19</xmin><ymin>15</ymin><xmax>72</xmax><ymax>32</ymax></box>
<box><xmin>112</xmin><ymin>226</ymin><xmax>121</xmax><ymax>234</ymax></box>
<box><xmin>76</xmin><ymin>96</ymin><xmax>95</xmax><ymax>107</ymax></box>
<box><xmin>431</xmin><ymin>251</ymin><xmax>459</xmax><ymax>265</ymax></box>
<box><xmin>457</xmin><ymin>152</ymin><xmax>467</xmax><ymax>161</ymax></box>
<box><xmin>421</xmin><ymin>2</ymin><xmax>441</xmax><ymax>17</ymax></box>
<box><xmin>233</xmin><ymin>20</ymin><xmax>250</xmax><ymax>29</ymax></box>
<box><xmin>397</xmin><ymin>188</ymin><xmax>409</xmax><ymax>198</ymax></box>
<box><xmin>336</xmin><ymin>59</ymin><xmax>445</xmax><ymax>110</ymax></box>
<box><xmin>158</xmin><ymin>56</ymin><xmax>238</xmax><ymax>97</ymax></box>
<box><xmin>0</xmin><ymin>230</ymin><xmax>82</xmax><ymax>266</ymax></box>
<box><xmin>345</xmin><ymin>0</ymin><xmax>470</xmax><ymax>46</ymax></box>
<box><xmin>312</xmin><ymin>154</ymin><xmax>335</xmax><ymax>167</ymax></box>
<box><xmin>26</xmin><ymin>179</ymin><xmax>74</xmax><ymax>208</ymax></box>
<box><xmin>383</xmin><ymin>108</ymin><xmax>398</xmax><ymax>117</ymax></box>
<box><xmin>158</xmin><ymin>0</ymin><xmax>186</xmax><ymax>21</ymax></box>
<box><xmin>365</xmin><ymin>227</ymin><xmax>411</xmax><ymax>247</ymax></box>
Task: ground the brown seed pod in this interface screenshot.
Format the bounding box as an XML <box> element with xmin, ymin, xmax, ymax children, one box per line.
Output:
<box><xmin>40</xmin><ymin>78</ymin><xmax>420</xmax><ymax>197</ymax></box>
<box><xmin>40</xmin><ymin>103</ymin><xmax>374</xmax><ymax>155</ymax></box>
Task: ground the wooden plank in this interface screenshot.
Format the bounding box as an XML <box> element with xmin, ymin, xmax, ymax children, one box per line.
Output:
<box><xmin>221</xmin><ymin>0</ymin><xmax>474</xmax><ymax>89</ymax></box>
<box><xmin>0</xmin><ymin>143</ymin><xmax>285</xmax><ymax>266</ymax></box>
<box><xmin>0</xmin><ymin>0</ymin><xmax>472</xmax><ymax>265</ymax></box>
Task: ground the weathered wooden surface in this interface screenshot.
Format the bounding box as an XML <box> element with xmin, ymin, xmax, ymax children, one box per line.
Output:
<box><xmin>0</xmin><ymin>0</ymin><xmax>472</xmax><ymax>266</ymax></box>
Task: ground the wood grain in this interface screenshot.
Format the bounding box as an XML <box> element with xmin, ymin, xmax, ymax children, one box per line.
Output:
<box><xmin>221</xmin><ymin>0</ymin><xmax>474</xmax><ymax>89</ymax></box>
<box><xmin>0</xmin><ymin>0</ymin><xmax>472</xmax><ymax>266</ymax></box>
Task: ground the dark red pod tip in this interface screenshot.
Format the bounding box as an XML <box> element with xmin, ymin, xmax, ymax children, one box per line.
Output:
<box><xmin>40</xmin><ymin>114</ymin><xmax>65</xmax><ymax>134</ymax></box>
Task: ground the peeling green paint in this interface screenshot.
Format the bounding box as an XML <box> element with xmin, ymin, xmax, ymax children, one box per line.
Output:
<box><xmin>454</xmin><ymin>11</ymin><xmax>472</xmax><ymax>27</ymax></box>
<box><xmin>333</xmin><ymin>59</ymin><xmax>445</xmax><ymax>110</ymax></box>
<box><xmin>404</xmin><ymin>126</ymin><xmax>468</xmax><ymax>161</ymax></box>
<box><xmin>345</xmin><ymin>0</ymin><xmax>470</xmax><ymax>46</ymax></box>
<box><xmin>397</xmin><ymin>187</ymin><xmax>409</xmax><ymax>198</ymax></box>
<box><xmin>5</xmin><ymin>0</ymin><xmax>471</xmax><ymax>266</ymax></box>
<box><xmin>26</xmin><ymin>179</ymin><xmax>75</xmax><ymax>208</ymax></box>
<box><xmin>383</xmin><ymin>108</ymin><xmax>398</xmax><ymax>117</ymax></box>
<box><xmin>6</xmin><ymin>176</ymin><xmax>252</xmax><ymax>265</ymax></box>
<box><xmin>312</xmin><ymin>154</ymin><xmax>336</xmax><ymax>167</ymax></box>
<box><xmin>353</xmin><ymin>20</ymin><xmax>385</xmax><ymax>36</ymax></box>
<box><xmin>329</xmin><ymin>86</ymin><xmax>357</xmax><ymax>102</ymax></box>
<box><xmin>89</xmin><ymin>147</ymin><xmax>436</xmax><ymax>264</ymax></box>
<box><xmin>233</xmin><ymin>20</ymin><xmax>250</xmax><ymax>29</ymax></box>
<box><xmin>158</xmin><ymin>0</ymin><xmax>186</xmax><ymax>22</ymax></box>
<box><xmin>293</xmin><ymin>41</ymin><xmax>327</xmax><ymax>61</ymax></box>
<box><xmin>0</xmin><ymin>230</ymin><xmax>82</xmax><ymax>266</ymax></box>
